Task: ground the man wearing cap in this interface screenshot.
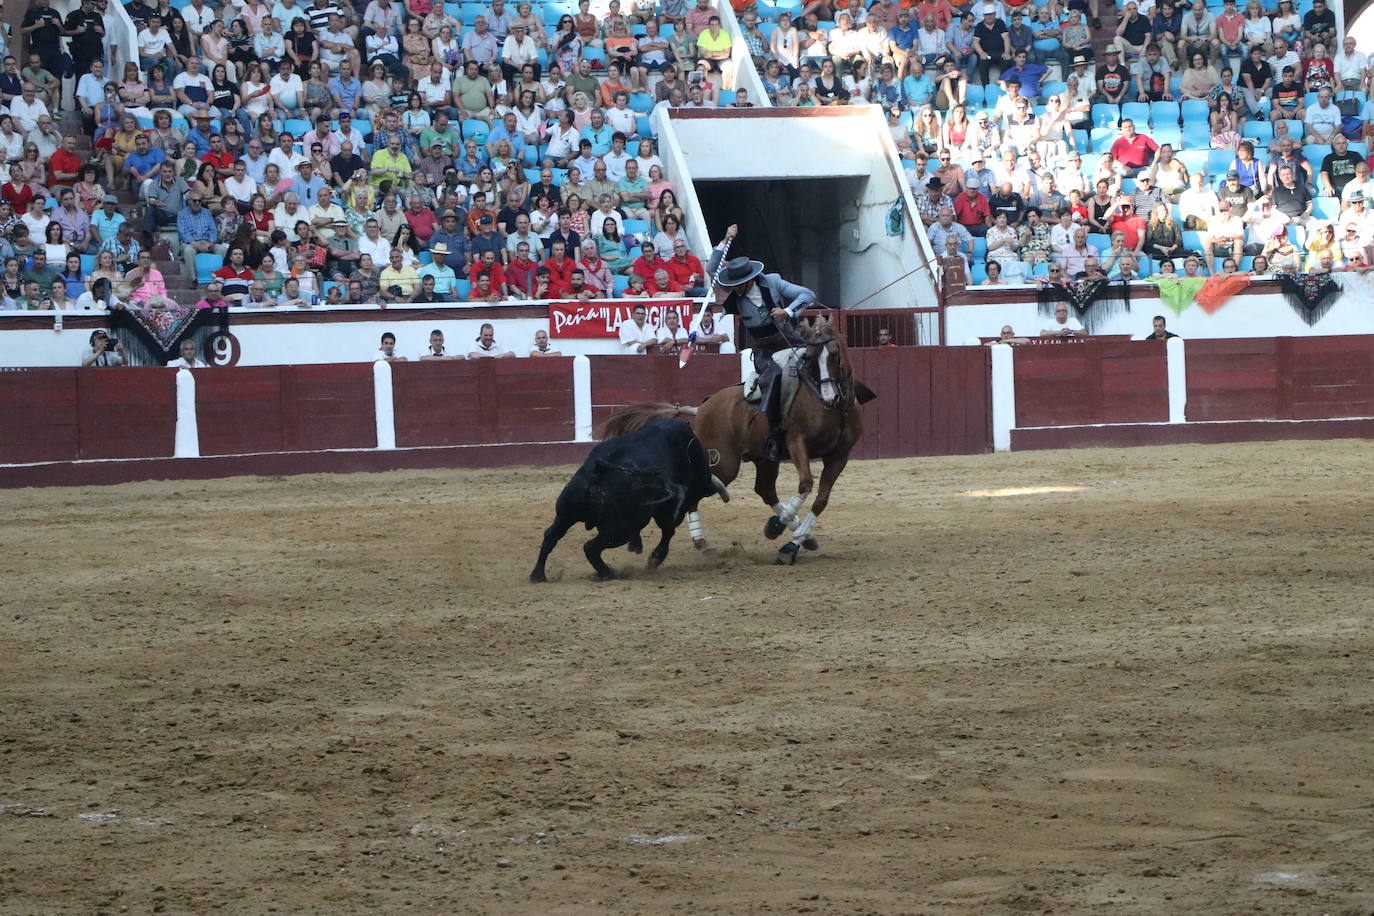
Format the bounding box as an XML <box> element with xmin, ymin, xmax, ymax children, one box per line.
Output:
<box><xmin>82</xmin><ymin>330</ymin><xmax>127</xmax><ymax>368</ymax></box>
<box><xmin>417</xmin><ymin>242</ymin><xmax>458</xmax><ymax>297</ymax></box>
<box><xmin>707</xmin><ymin>223</ymin><xmax>818</xmax><ymax>459</ymax></box>
<box><xmin>917</xmin><ymin>177</ymin><xmax>954</xmax><ymax>226</ymax></box>
<box><xmin>1095</xmin><ymin>45</ymin><xmax>1132</xmax><ymax>106</ymax></box>
<box><xmin>429</xmin><ymin>210</ymin><xmax>470</xmax><ymax>269</ymax></box>
<box><xmin>90</xmin><ymin>194</ymin><xmax>126</xmax><ymax>249</ymax></box>
<box><xmin>1204</xmin><ymin>199</ymin><xmax>1246</xmax><ymax>259</ymax></box>
<box><xmin>1217</xmin><ymin>168</ymin><xmax>1255</xmax><ymax>216</ymax></box>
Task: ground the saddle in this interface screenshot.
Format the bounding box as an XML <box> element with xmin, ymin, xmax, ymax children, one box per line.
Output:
<box><xmin>744</xmin><ymin>347</ymin><xmax>806</xmax><ymax>415</ymax></box>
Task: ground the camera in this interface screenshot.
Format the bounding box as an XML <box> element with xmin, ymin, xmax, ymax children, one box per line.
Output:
<box><xmin>104</xmin><ymin>337</ymin><xmax>119</xmax><ymax>349</ymax></box>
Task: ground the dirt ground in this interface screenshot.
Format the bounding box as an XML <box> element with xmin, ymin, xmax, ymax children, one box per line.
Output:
<box><xmin>2</xmin><ymin>441</ymin><xmax>1373</xmax><ymax>914</ymax></box>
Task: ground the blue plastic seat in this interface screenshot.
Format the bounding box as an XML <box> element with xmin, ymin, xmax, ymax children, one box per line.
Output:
<box><xmin>1177</xmin><ymin>149</ymin><xmax>1208</xmax><ymax>175</ymax></box>
<box><xmin>1089</xmin><ymin>126</ymin><xmax>1117</xmax><ymax>152</ymax></box>
<box><xmin>1121</xmin><ymin>101</ymin><xmax>1150</xmax><ymax>127</ymax></box>
<box><xmin>1180</xmin><ymin>99</ymin><xmax>1209</xmax><ymax>123</ymax></box>
<box><xmin>719</xmin><ymin>90</ymin><xmax>737</xmax><ymax>106</ymax></box>
<box><xmin>1311</xmin><ymin>196</ymin><xmax>1339</xmax><ymax>219</ymax></box>
<box><xmin>1153</xmin><ymin>126</ymin><xmax>1181</xmax><ymax>149</ymax></box>
<box><xmin>1087</xmin><ymin>233</ymin><xmax>1109</xmax><ymax>251</ymax></box>
<box><xmin>583</xmin><ymin>47</ymin><xmax>606</xmax><ymax>66</ymax></box>
<box><xmin>1040</xmin><ymin>80</ymin><xmax>1066</xmax><ymax>99</ymax></box>
<box><xmin>965</xmin><ymin>84</ymin><xmax>985</xmax><ymax>107</ymax></box>
<box><xmin>971</xmin><ymin>236</ymin><xmax>987</xmax><ymax>259</ymax></box>
<box><xmin>195</xmin><ymin>253</ymin><xmax>220</xmax><ymax>284</ymax></box>
<box><xmin>1182</xmin><ymin>230</ymin><xmax>1204</xmax><ymax>252</ymax></box>
<box><xmin>462</xmin><ymin>118</ymin><xmax>489</xmax><ymax>144</ymax></box>
<box><xmin>970</xmin><ymin>261</ymin><xmax>988</xmax><ymax>285</ymax></box>
<box><xmin>613</xmin><ymin>274</ymin><xmax>630</xmax><ymax>295</ymax></box>
<box><xmin>1207</xmin><ymin>148</ymin><xmax>1235</xmax><ymax>174</ymax></box>
<box><xmin>1150</xmin><ymin>100</ymin><xmax>1181</xmax><ymax>127</ymax></box>
<box><xmin>622</xmin><ymin>218</ymin><xmax>650</xmax><ymax>236</ymax></box>
<box><xmin>1181</xmin><ymin>121</ymin><xmax>1211</xmax><ymax>150</ymax></box>
<box><xmin>1248</xmin><ymin>120</ymin><xmax>1274</xmax><ymax>142</ymax></box>
<box><xmin>635</xmin><ymin>115</ymin><xmax>653</xmax><ymax>137</ymax></box>
<box><xmin>628</xmin><ymin>92</ymin><xmax>653</xmax><ymax>112</ymax></box>
<box><xmin>1304</xmin><ymin>143</ymin><xmax>1332</xmax><ymax>166</ymax></box>
<box><xmin>283</xmin><ymin>118</ymin><xmax>310</xmax><ymax>136</ymax></box>
<box><xmin>1092</xmin><ymin>103</ymin><xmax>1119</xmax><ymax>127</ymax></box>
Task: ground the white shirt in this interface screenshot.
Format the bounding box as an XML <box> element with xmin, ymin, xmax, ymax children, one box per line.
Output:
<box><xmin>138</xmin><ymin>26</ymin><xmax>173</xmax><ymax>55</ymax></box>
<box><xmin>618</xmin><ymin>318</ymin><xmax>656</xmax><ymax>353</ymax></box>
<box><xmin>224</xmin><ymin>174</ymin><xmax>258</xmax><ymax>202</ymax></box>
<box><xmin>269</xmin><ymin>147</ymin><xmax>307</xmax><ymax>176</ymax></box>
<box><xmin>501</xmin><ymin>34</ymin><xmax>538</xmax><ymax>67</ymax></box>
<box><xmin>1336</xmin><ymin>49</ymin><xmax>1367</xmax><ymax>82</ymax></box>
<box><xmin>269</xmin><ymin>72</ymin><xmax>304</xmax><ymax>108</ymax></box>
<box><xmin>657</xmin><ymin>324</ymin><xmax>689</xmax><ymax>347</ymax></box>
<box><xmin>605</xmin><ymin>106</ymin><xmax>636</xmax><ymax>136</ymax></box>
<box><xmin>359</xmin><ymin>234</ymin><xmax>391</xmax><ymax>264</ymax></box>
<box><xmin>22</xmin><ymin>211</ymin><xmax>51</xmax><ymax>245</ymax></box>
<box><xmin>1305</xmin><ymin>100</ymin><xmax>1341</xmax><ymax>135</ymax></box>
<box><xmin>167</xmin><ymin>356</ymin><xmax>206</xmax><ymax>368</ymax></box>
<box><xmin>183</xmin><ymin>2</ymin><xmax>218</xmax><ymax>34</ymax></box>
<box><xmin>417</xmin><ymin>72</ymin><xmax>453</xmax><ymax>104</ymax></box>
<box><xmin>689</xmin><ymin>311</ymin><xmax>734</xmax><ymax>352</ymax></box>
<box><xmin>1044</xmin><ymin>313</ymin><xmax>1084</xmax><ymax>334</ymax></box>
<box><xmin>602</xmin><ymin>149</ymin><xmax>632</xmax><ymax>182</ymax></box>
<box><xmin>8</xmin><ymin>96</ymin><xmax>49</xmax><ymax>133</ymax></box>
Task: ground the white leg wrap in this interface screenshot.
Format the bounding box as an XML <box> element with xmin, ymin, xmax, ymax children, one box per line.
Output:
<box><xmin>774</xmin><ymin>494</ymin><xmax>806</xmax><ymax>523</ymax></box>
<box><xmin>688</xmin><ymin>512</ymin><xmax>704</xmax><ymax>540</ymax></box>
<box><xmin>791</xmin><ymin>512</ymin><xmax>818</xmax><ymax>543</ymax></box>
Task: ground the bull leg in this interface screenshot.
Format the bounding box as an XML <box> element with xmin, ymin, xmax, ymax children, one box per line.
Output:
<box><xmin>584</xmin><ymin>530</ymin><xmax>625</xmax><ymax>581</ymax></box>
<box><xmin>776</xmin><ymin>434</ymin><xmax>814</xmax><ymax>565</ymax></box>
<box><xmin>530</xmin><ymin>515</ymin><xmax>576</xmax><ymax>583</ymax></box>
<box><xmin>647</xmin><ymin>512</ymin><xmax>676</xmax><ymax>569</ymax></box>
<box><xmin>627</xmin><ymin>532</ymin><xmax>644</xmax><ymax>554</ymax></box>
<box><xmin>795</xmin><ymin>451</ymin><xmax>849</xmax><ymax>552</ymax></box>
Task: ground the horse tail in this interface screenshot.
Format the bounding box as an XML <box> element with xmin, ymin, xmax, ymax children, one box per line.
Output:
<box><xmin>599</xmin><ymin>402</ymin><xmax>698</xmax><ymax>440</ymax></box>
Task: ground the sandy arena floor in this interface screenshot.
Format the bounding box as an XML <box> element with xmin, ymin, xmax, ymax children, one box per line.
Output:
<box><xmin>2</xmin><ymin>441</ymin><xmax>1373</xmax><ymax>914</ymax></box>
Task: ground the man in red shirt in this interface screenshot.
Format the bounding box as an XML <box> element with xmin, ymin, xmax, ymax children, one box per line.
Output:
<box><xmin>1107</xmin><ymin>197</ymin><xmax>1146</xmax><ymax>250</ymax></box>
<box><xmin>631</xmin><ymin>245</ymin><xmax>666</xmax><ymax>286</ymax></box>
<box><xmin>665</xmin><ymin>238</ymin><xmax>706</xmax><ymax>295</ymax></box>
<box><xmin>952</xmin><ymin>185</ymin><xmax>991</xmax><ymax>237</ymax></box>
<box><xmin>543</xmin><ymin>239</ymin><xmax>575</xmax><ymax>291</ymax></box>
<box><xmin>49</xmin><ymin>135</ymin><xmax>82</xmax><ymax>191</ymax></box>
<box><xmin>505</xmin><ymin>239</ymin><xmax>538</xmax><ymax>297</ymax></box>
<box><xmin>404</xmin><ymin>195</ymin><xmax>437</xmax><ymax>243</ymax></box>
<box><xmin>1108</xmin><ymin>119</ymin><xmax>1159</xmax><ymax>177</ymax></box>
<box><xmin>467</xmin><ymin>249</ymin><xmax>507</xmax><ymax>295</ymax></box>
<box><xmin>199</xmin><ymin>133</ymin><xmax>237</xmax><ymax>178</ymax></box>
<box><xmin>648</xmin><ymin>267</ymin><xmax>683</xmax><ymax>296</ymax></box>
<box><xmin>464</xmin><ymin>191</ymin><xmax>495</xmax><ymax>237</ymax></box>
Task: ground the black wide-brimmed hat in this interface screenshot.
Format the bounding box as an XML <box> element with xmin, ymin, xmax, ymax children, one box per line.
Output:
<box><xmin>717</xmin><ymin>256</ymin><xmax>764</xmax><ymax>287</ymax></box>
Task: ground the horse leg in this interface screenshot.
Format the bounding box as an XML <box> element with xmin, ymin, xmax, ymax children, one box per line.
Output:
<box><xmin>530</xmin><ymin>514</ymin><xmax>575</xmax><ymax>583</ymax></box>
<box><xmin>776</xmin><ymin>434</ymin><xmax>814</xmax><ymax>565</ymax></box>
<box><xmin>793</xmin><ymin>450</ymin><xmax>849</xmax><ymax>552</ymax></box>
<box><xmin>689</xmin><ymin>447</ymin><xmax>741</xmax><ymax>552</ymax></box>
<box><xmin>755</xmin><ymin>460</ymin><xmax>792</xmax><ymax>540</ymax></box>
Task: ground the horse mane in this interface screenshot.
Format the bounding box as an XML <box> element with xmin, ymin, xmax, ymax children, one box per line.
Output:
<box><xmin>599</xmin><ymin>402</ymin><xmax>698</xmax><ymax>440</ymax></box>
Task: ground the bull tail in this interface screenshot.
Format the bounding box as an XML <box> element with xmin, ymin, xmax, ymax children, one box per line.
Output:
<box><xmin>599</xmin><ymin>402</ymin><xmax>698</xmax><ymax>440</ymax></box>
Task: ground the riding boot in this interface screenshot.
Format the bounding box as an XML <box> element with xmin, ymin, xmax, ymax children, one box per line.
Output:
<box><xmin>760</xmin><ymin>370</ymin><xmax>785</xmax><ymax>461</ymax></box>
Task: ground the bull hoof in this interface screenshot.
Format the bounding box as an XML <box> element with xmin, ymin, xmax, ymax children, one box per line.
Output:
<box><xmin>776</xmin><ymin>542</ymin><xmax>800</xmax><ymax>565</ymax></box>
<box><xmin>764</xmin><ymin>516</ymin><xmax>787</xmax><ymax>540</ymax></box>
<box><xmin>627</xmin><ymin>535</ymin><xmax>644</xmax><ymax>554</ymax></box>
<box><xmin>646</xmin><ymin>552</ymin><xmax>665</xmax><ymax>569</ymax></box>
<box><xmin>594</xmin><ymin>568</ymin><xmax>620</xmax><ymax>581</ymax></box>
<box><xmin>529</xmin><ymin>570</ymin><xmax>547</xmax><ymax>583</ymax></box>
<box><xmin>802</xmin><ymin>537</ymin><xmax>820</xmax><ymax>551</ymax></box>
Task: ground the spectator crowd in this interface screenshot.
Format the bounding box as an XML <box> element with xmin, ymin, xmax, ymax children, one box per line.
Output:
<box><xmin>0</xmin><ymin>0</ymin><xmax>767</xmax><ymax>315</ymax></box>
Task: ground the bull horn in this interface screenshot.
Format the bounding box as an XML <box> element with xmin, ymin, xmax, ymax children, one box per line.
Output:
<box><xmin>675</xmin><ymin>405</ymin><xmax>699</xmax><ymax>416</ymax></box>
<box><xmin>711</xmin><ymin>475</ymin><xmax>730</xmax><ymax>502</ymax></box>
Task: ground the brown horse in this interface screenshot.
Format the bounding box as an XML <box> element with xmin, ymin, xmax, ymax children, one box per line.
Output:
<box><xmin>602</xmin><ymin>318</ymin><xmax>866</xmax><ymax>564</ymax></box>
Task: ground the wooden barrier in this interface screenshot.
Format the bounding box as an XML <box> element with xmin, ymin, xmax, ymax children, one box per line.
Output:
<box><xmin>194</xmin><ymin>363</ymin><xmax>378</xmax><ymax>456</ymax></box>
<box><xmin>0</xmin><ymin>368</ymin><xmax>81</xmax><ymax>463</ymax></box>
<box><xmin>1014</xmin><ymin>340</ymin><xmax>1170</xmax><ymax>427</ymax></box>
<box><xmin>848</xmin><ymin>347</ymin><xmax>992</xmax><ymax>458</ymax></box>
<box><xmin>77</xmin><ymin>368</ymin><xmax>177</xmax><ymax>459</ymax></box>
<box><xmin>590</xmin><ymin>353</ymin><xmax>740</xmax><ymax>431</ymax></box>
<box><xmin>1186</xmin><ymin>336</ymin><xmax>1374</xmax><ymax>422</ymax></box>
<box><xmin>392</xmin><ymin>357</ymin><xmax>575</xmax><ymax>447</ymax></box>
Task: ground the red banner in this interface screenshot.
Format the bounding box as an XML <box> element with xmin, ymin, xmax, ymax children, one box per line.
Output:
<box><xmin>548</xmin><ymin>299</ymin><xmax>694</xmax><ymax>338</ymax></box>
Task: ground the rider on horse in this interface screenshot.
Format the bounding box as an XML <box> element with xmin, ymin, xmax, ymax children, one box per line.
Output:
<box><xmin>707</xmin><ymin>224</ymin><xmax>817</xmax><ymax>460</ymax></box>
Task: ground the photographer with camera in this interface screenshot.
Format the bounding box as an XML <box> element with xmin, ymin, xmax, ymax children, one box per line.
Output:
<box><xmin>82</xmin><ymin>329</ymin><xmax>126</xmax><ymax>367</ymax></box>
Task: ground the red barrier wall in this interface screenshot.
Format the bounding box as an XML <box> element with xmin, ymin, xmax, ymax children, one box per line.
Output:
<box><xmin>1186</xmin><ymin>336</ymin><xmax>1374</xmax><ymax>422</ymax></box>
<box><xmin>392</xmin><ymin>357</ymin><xmax>574</xmax><ymax>447</ymax></box>
<box><xmin>0</xmin><ymin>368</ymin><xmax>80</xmax><ymax>463</ymax></box>
<box><xmin>848</xmin><ymin>347</ymin><xmax>991</xmax><ymax>458</ymax></box>
<box><xmin>195</xmin><ymin>364</ymin><xmax>377</xmax><ymax>456</ymax></box>
<box><xmin>0</xmin><ymin>368</ymin><xmax>176</xmax><ymax>463</ymax></box>
<box><xmin>1014</xmin><ymin>341</ymin><xmax>1170</xmax><ymax>427</ymax></box>
<box><xmin>590</xmin><ymin>353</ymin><xmax>741</xmax><ymax>430</ymax></box>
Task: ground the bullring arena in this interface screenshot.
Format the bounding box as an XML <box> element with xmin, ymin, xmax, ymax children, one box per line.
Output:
<box><xmin>4</xmin><ymin>438</ymin><xmax>1374</xmax><ymax>912</ymax></box>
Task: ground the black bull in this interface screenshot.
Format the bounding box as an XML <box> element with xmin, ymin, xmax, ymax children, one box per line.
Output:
<box><xmin>529</xmin><ymin>419</ymin><xmax>730</xmax><ymax>582</ymax></box>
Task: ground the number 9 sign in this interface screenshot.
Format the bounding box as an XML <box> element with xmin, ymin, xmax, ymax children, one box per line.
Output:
<box><xmin>204</xmin><ymin>331</ymin><xmax>241</xmax><ymax>367</ymax></box>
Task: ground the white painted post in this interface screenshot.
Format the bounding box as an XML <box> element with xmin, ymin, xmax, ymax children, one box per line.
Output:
<box><xmin>373</xmin><ymin>359</ymin><xmax>396</xmax><ymax>449</ymax></box>
<box><xmin>1166</xmin><ymin>335</ymin><xmax>1187</xmax><ymax>424</ymax></box>
<box><xmin>989</xmin><ymin>343</ymin><xmax>1015</xmax><ymax>452</ymax></box>
<box><xmin>740</xmin><ymin>348</ymin><xmax>752</xmax><ymax>383</ymax></box>
<box><xmin>573</xmin><ymin>354</ymin><xmax>592</xmax><ymax>442</ymax></box>
<box><xmin>174</xmin><ymin>368</ymin><xmax>200</xmax><ymax>458</ymax></box>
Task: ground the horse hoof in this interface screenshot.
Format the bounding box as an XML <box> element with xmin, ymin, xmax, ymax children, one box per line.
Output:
<box><xmin>776</xmin><ymin>542</ymin><xmax>800</xmax><ymax>565</ymax></box>
<box><xmin>693</xmin><ymin>537</ymin><xmax>711</xmax><ymax>551</ymax></box>
<box><xmin>802</xmin><ymin>537</ymin><xmax>819</xmax><ymax>551</ymax></box>
<box><xmin>764</xmin><ymin>516</ymin><xmax>787</xmax><ymax>540</ymax></box>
